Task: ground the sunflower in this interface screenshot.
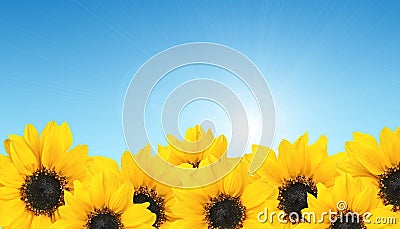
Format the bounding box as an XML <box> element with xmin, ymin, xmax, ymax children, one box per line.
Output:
<box><xmin>0</xmin><ymin>121</ymin><xmax>90</xmax><ymax>228</ymax></box>
<box><xmin>249</xmin><ymin>133</ymin><xmax>345</xmax><ymax>228</ymax></box>
<box><xmin>297</xmin><ymin>174</ymin><xmax>395</xmax><ymax>229</ymax></box>
<box><xmin>121</xmin><ymin>147</ymin><xmax>176</xmax><ymax>228</ymax></box>
<box><xmin>87</xmin><ymin>155</ymin><xmax>122</xmax><ymax>176</ymax></box>
<box><xmin>171</xmin><ymin>162</ymin><xmax>274</xmax><ymax>229</ymax></box>
<box><xmin>50</xmin><ymin>172</ymin><xmax>156</xmax><ymax>228</ymax></box>
<box><xmin>158</xmin><ymin>125</ymin><xmax>227</xmax><ymax>168</ymax></box>
<box><xmin>337</xmin><ymin>127</ymin><xmax>400</xmax><ymax>213</ymax></box>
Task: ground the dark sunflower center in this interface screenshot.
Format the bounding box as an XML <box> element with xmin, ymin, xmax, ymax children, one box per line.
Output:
<box><xmin>86</xmin><ymin>208</ymin><xmax>122</xmax><ymax>229</ymax></box>
<box><xmin>205</xmin><ymin>194</ymin><xmax>246</xmax><ymax>229</ymax></box>
<box><xmin>379</xmin><ymin>165</ymin><xmax>400</xmax><ymax>211</ymax></box>
<box><xmin>189</xmin><ymin>160</ymin><xmax>201</xmax><ymax>168</ymax></box>
<box><xmin>20</xmin><ymin>168</ymin><xmax>67</xmax><ymax>216</ymax></box>
<box><xmin>332</xmin><ymin>221</ymin><xmax>363</xmax><ymax>229</ymax></box>
<box><xmin>330</xmin><ymin>214</ymin><xmax>364</xmax><ymax>229</ymax></box>
<box><xmin>278</xmin><ymin>176</ymin><xmax>317</xmax><ymax>222</ymax></box>
<box><xmin>209</xmin><ymin>199</ymin><xmax>243</xmax><ymax>228</ymax></box>
<box><xmin>89</xmin><ymin>213</ymin><xmax>120</xmax><ymax>229</ymax></box>
<box><xmin>133</xmin><ymin>186</ymin><xmax>166</xmax><ymax>228</ymax></box>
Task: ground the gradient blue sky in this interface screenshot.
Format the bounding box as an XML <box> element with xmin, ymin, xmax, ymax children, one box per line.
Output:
<box><xmin>1</xmin><ymin>1</ymin><xmax>399</xmax><ymax>160</ymax></box>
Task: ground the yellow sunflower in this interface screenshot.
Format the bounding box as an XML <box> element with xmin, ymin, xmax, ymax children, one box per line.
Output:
<box><xmin>297</xmin><ymin>174</ymin><xmax>395</xmax><ymax>229</ymax></box>
<box><xmin>0</xmin><ymin>121</ymin><xmax>90</xmax><ymax>228</ymax></box>
<box><xmin>337</xmin><ymin>127</ymin><xmax>400</xmax><ymax>213</ymax></box>
<box><xmin>87</xmin><ymin>155</ymin><xmax>122</xmax><ymax>176</ymax></box>
<box><xmin>50</xmin><ymin>172</ymin><xmax>156</xmax><ymax>228</ymax></box>
<box><xmin>171</xmin><ymin>162</ymin><xmax>274</xmax><ymax>229</ymax></box>
<box><xmin>121</xmin><ymin>147</ymin><xmax>176</xmax><ymax>228</ymax></box>
<box><xmin>158</xmin><ymin>125</ymin><xmax>227</xmax><ymax>168</ymax></box>
<box><xmin>249</xmin><ymin>133</ymin><xmax>345</xmax><ymax>228</ymax></box>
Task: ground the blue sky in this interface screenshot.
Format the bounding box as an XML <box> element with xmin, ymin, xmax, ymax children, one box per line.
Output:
<box><xmin>1</xmin><ymin>0</ymin><xmax>399</xmax><ymax>161</ymax></box>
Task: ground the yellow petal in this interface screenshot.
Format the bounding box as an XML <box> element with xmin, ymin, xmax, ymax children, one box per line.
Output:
<box><xmin>0</xmin><ymin>198</ymin><xmax>25</xmax><ymax>226</ymax></box>
<box><xmin>257</xmin><ymin>150</ymin><xmax>285</xmax><ymax>187</ymax></box>
<box><xmin>313</xmin><ymin>152</ymin><xmax>345</xmax><ymax>187</ymax></box>
<box><xmin>278</xmin><ymin>140</ymin><xmax>299</xmax><ymax>178</ymax></box>
<box><xmin>241</xmin><ymin>182</ymin><xmax>274</xmax><ymax>210</ymax></box>
<box><xmin>49</xmin><ymin>220</ymin><xmax>76</xmax><ymax>229</ymax></box>
<box><xmin>379</xmin><ymin>127</ymin><xmax>398</xmax><ymax>166</ymax></box>
<box><xmin>56</xmin><ymin>145</ymin><xmax>89</xmax><ymax>180</ymax></box>
<box><xmin>169</xmin><ymin>220</ymin><xmax>205</xmax><ymax>229</ymax></box>
<box><xmin>31</xmin><ymin>214</ymin><xmax>52</xmax><ymax>229</ymax></box>
<box><xmin>0</xmin><ymin>155</ymin><xmax>24</xmax><ymax>188</ymax></box>
<box><xmin>203</xmin><ymin>135</ymin><xmax>227</xmax><ymax>159</ymax></box>
<box><xmin>70</xmin><ymin>180</ymin><xmax>92</xmax><ymax>212</ymax></box>
<box><xmin>184</xmin><ymin>125</ymin><xmax>205</xmax><ymax>142</ymax></box>
<box><xmin>59</xmin><ymin>122</ymin><xmax>73</xmax><ymax>152</ymax></box>
<box><xmin>121</xmin><ymin>203</ymin><xmax>156</xmax><ymax>227</ymax></box>
<box><xmin>121</xmin><ymin>151</ymin><xmax>144</xmax><ymax>187</ymax></box>
<box><xmin>0</xmin><ymin>187</ymin><xmax>20</xmax><ymax>201</ymax></box>
<box><xmin>9</xmin><ymin>140</ymin><xmax>38</xmax><ymax>174</ymax></box>
<box><xmin>3</xmin><ymin>139</ymin><xmax>11</xmax><ymax>156</ymax></box>
<box><xmin>57</xmin><ymin>199</ymin><xmax>87</xmax><ymax>223</ymax></box>
<box><xmin>221</xmin><ymin>163</ymin><xmax>246</xmax><ymax>196</ymax></box>
<box><xmin>307</xmin><ymin>135</ymin><xmax>328</xmax><ymax>173</ymax></box>
<box><xmin>345</xmin><ymin>141</ymin><xmax>383</xmax><ymax>175</ymax></box>
<box><xmin>7</xmin><ymin>211</ymin><xmax>33</xmax><ymax>228</ymax></box>
<box><xmin>41</xmin><ymin>122</ymin><xmax>62</xmax><ymax>169</ymax></box>
<box><xmin>109</xmin><ymin>182</ymin><xmax>132</xmax><ymax>213</ymax></box>
<box><xmin>23</xmin><ymin>124</ymin><xmax>41</xmax><ymax>160</ymax></box>
<box><xmin>89</xmin><ymin>173</ymin><xmax>106</xmax><ymax>208</ymax></box>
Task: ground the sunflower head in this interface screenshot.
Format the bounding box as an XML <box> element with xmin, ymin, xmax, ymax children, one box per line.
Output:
<box><xmin>20</xmin><ymin>167</ymin><xmax>69</xmax><ymax>216</ymax></box>
<box><xmin>250</xmin><ymin>133</ymin><xmax>345</xmax><ymax>226</ymax></box>
<box><xmin>204</xmin><ymin>193</ymin><xmax>247</xmax><ymax>229</ymax></box>
<box><xmin>338</xmin><ymin>127</ymin><xmax>400</xmax><ymax>212</ymax></box>
<box><xmin>172</xmin><ymin>162</ymin><xmax>274</xmax><ymax>228</ymax></box>
<box><xmin>0</xmin><ymin>121</ymin><xmax>90</xmax><ymax>228</ymax></box>
<box><xmin>300</xmin><ymin>174</ymin><xmax>394</xmax><ymax>229</ymax></box>
<box><xmin>158</xmin><ymin>125</ymin><xmax>228</xmax><ymax>168</ymax></box>
<box><xmin>121</xmin><ymin>149</ymin><xmax>177</xmax><ymax>228</ymax></box>
<box><xmin>51</xmin><ymin>172</ymin><xmax>156</xmax><ymax>228</ymax></box>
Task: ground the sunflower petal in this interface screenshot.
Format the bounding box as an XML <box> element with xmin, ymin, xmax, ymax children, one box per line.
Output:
<box><xmin>9</xmin><ymin>140</ymin><xmax>38</xmax><ymax>174</ymax></box>
<box><xmin>0</xmin><ymin>199</ymin><xmax>25</xmax><ymax>226</ymax></box>
<box><xmin>23</xmin><ymin>124</ymin><xmax>41</xmax><ymax>160</ymax></box>
<box><xmin>121</xmin><ymin>203</ymin><xmax>156</xmax><ymax>227</ymax></box>
<box><xmin>31</xmin><ymin>214</ymin><xmax>52</xmax><ymax>228</ymax></box>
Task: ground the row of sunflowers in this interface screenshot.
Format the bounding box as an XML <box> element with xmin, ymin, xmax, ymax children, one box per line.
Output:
<box><xmin>0</xmin><ymin>121</ymin><xmax>400</xmax><ymax>228</ymax></box>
